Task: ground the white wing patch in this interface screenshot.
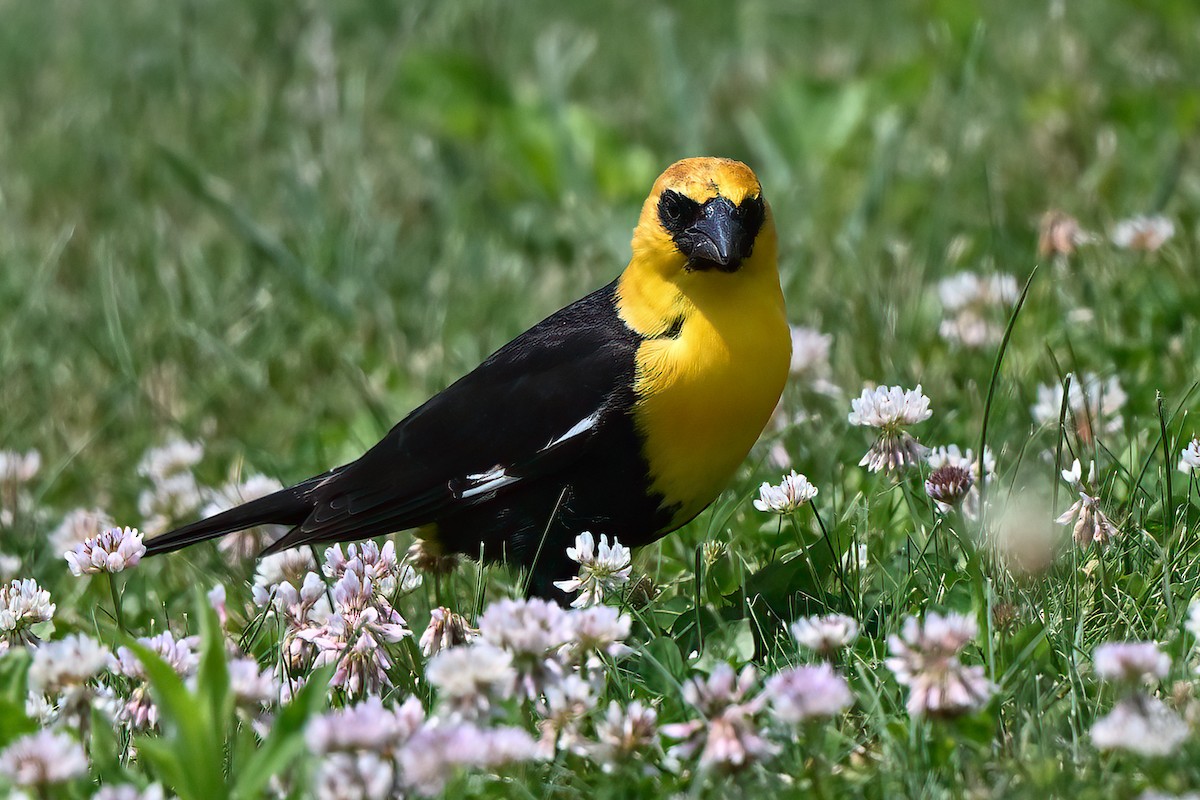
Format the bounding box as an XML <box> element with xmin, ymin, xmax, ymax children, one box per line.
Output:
<box><xmin>542</xmin><ymin>410</ymin><xmax>602</xmax><ymax>451</ymax></box>
<box><xmin>455</xmin><ymin>410</ymin><xmax>603</xmax><ymax>501</ymax></box>
<box><xmin>460</xmin><ymin>466</ymin><xmax>519</xmax><ymax>499</ymax></box>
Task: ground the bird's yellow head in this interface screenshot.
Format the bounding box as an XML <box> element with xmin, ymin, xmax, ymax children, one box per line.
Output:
<box><xmin>619</xmin><ymin>157</ymin><xmax>781</xmax><ymax>336</ymax></box>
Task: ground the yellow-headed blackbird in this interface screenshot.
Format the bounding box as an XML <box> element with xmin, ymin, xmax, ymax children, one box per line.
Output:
<box><xmin>146</xmin><ymin>157</ymin><xmax>791</xmax><ymax>600</ymax></box>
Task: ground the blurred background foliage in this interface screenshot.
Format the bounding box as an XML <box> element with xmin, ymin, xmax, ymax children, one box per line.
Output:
<box><xmin>1</xmin><ymin>0</ymin><xmax>1198</xmax><ymax>541</ymax></box>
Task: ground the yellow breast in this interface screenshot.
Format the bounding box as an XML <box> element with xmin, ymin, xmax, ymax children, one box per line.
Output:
<box><xmin>627</xmin><ymin>275</ymin><xmax>790</xmax><ymax>528</ymax></box>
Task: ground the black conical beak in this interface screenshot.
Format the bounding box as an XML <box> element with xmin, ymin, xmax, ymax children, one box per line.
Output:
<box><xmin>675</xmin><ymin>196</ymin><xmax>763</xmax><ymax>273</ymax></box>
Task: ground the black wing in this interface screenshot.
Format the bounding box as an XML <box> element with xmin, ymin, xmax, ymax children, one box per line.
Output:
<box><xmin>262</xmin><ymin>279</ymin><xmax>639</xmax><ymax>553</ymax></box>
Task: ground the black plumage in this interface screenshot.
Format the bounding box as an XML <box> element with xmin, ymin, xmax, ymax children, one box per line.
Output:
<box><xmin>144</xmin><ymin>280</ymin><xmax>676</xmax><ymax>599</ymax></box>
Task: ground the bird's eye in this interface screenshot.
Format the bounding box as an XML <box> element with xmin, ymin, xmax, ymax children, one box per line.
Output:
<box><xmin>658</xmin><ymin>190</ymin><xmax>699</xmax><ymax>234</ymax></box>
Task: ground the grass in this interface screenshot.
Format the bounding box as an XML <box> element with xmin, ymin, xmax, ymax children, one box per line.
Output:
<box><xmin>3</xmin><ymin>0</ymin><xmax>1200</xmax><ymax>797</ymax></box>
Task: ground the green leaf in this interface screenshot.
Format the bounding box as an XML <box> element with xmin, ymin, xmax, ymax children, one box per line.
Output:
<box><xmin>233</xmin><ymin>665</ymin><xmax>332</xmax><ymax>800</ymax></box>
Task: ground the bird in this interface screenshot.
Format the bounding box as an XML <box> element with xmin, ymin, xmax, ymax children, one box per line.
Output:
<box><xmin>145</xmin><ymin>157</ymin><xmax>791</xmax><ymax>601</ymax></box>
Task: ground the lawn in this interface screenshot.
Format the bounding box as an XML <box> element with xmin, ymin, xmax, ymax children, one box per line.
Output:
<box><xmin>2</xmin><ymin>1</ymin><xmax>1200</xmax><ymax>797</ymax></box>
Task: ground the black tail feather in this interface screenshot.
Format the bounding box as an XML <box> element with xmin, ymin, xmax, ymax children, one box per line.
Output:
<box><xmin>143</xmin><ymin>480</ymin><xmax>317</xmax><ymax>557</ymax></box>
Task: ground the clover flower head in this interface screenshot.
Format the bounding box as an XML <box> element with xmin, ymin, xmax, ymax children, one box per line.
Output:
<box><xmin>1179</xmin><ymin>438</ymin><xmax>1200</xmax><ymax>475</ymax></box>
<box><xmin>420</xmin><ymin>606</ymin><xmax>477</xmax><ymax>657</ymax></box>
<box><xmin>27</xmin><ymin>633</ymin><xmax>113</xmax><ymax>697</ymax></box>
<box><xmin>552</xmin><ymin>532</ymin><xmax>632</xmax><ymax>608</ymax></box>
<box><xmin>1091</xmin><ymin>695</ymin><xmax>1188</xmax><ymax>756</ymax></box>
<box><xmin>0</xmin><ymin>449</ymin><xmax>40</xmax><ymax>487</ymax></box>
<box><xmin>65</xmin><ymin>526</ymin><xmax>145</xmax><ymax>576</ymax></box>
<box><xmin>849</xmin><ymin>384</ymin><xmax>932</xmax><ymax>429</ymax></box>
<box><xmin>850</xmin><ymin>385</ymin><xmax>932</xmax><ymax>473</ymax></box>
<box><xmin>937</xmin><ymin>273</ymin><xmax>1020</xmax><ymax>348</ymax></box>
<box><xmin>765</xmin><ymin>663</ymin><xmax>854</xmax><ymax>723</ymax></box>
<box><xmin>406</xmin><ymin>538</ymin><xmax>461</xmax><ymax>576</ymax></box>
<box><xmin>426</xmin><ymin>643</ymin><xmax>515</xmax><ymax>721</ymax></box>
<box><xmin>1031</xmin><ymin>373</ymin><xmax>1126</xmax><ymax>443</ymax></box>
<box><xmin>1111</xmin><ymin>214</ymin><xmax>1175</xmax><ymax>252</ymax></box>
<box><xmin>0</xmin><ymin>578</ymin><xmax>55</xmax><ymax>652</ymax></box>
<box><xmin>397</xmin><ymin>722</ymin><xmax>541</xmax><ymax>797</ymax></box>
<box><xmin>753</xmin><ymin>470</ymin><xmax>818</xmax><ymax>514</ymax></box>
<box><xmin>1038</xmin><ymin>210</ymin><xmax>1096</xmax><ymax>258</ymax></box>
<box><xmin>0</xmin><ymin>730</ymin><xmax>88</xmax><ymax>788</ymax></box>
<box><xmin>1094</xmin><ymin>641</ymin><xmax>1171</xmax><ymax>685</ymax></box>
<box><xmin>591</xmin><ymin>700</ymin><xmax>659</xmax><ymax>768</ymax></box>
<box><xmin>564</xmin><ymin>604</ymin><xmax>633</xmax><ymax>662</ymax></box>
<box><xmin>478</xmin><ymin>598</ymin><xmax>570</xmax><ymax>699</ymax></box>
<box><xmin>306</xmin><ymin>695</ymin><xmax>425</xmax><ymax>755</ymax></box>
<box><xmin>788</xmin><ymin>326</ymin><xmax>833</xmax><ymax>379</ymax></box>
<box><xmin>228</xmin><ymin>658</ymin><xmax>281</xmax><ymax>708</ymax></box>
<box><xmin>116</xmin><ymin>632</ymin><xmax>200</xmax><ymax>681</ymax></box>
<box><xmin>1056</xmin><ymin>460</ymin><xmax>1119</xmax><ymax>548</ymax></box>
<box><xmin>94</xmin><ymin>784</ymin><xmax>167</xmax><ymax>800</ymax></box>
<box><xmin>662</xmin><ymin>664</ymin><xmax>775</xmax><ymax>771</ymax></box>
<box><xmin>886</xmin><ymin>611</ymin><xmax>993</xmax><ymax>718</ymax></box>
<box><xmin>790</xmin><ymin>613</ymin><xmax>859</xmax><ymax>654</ymax></box>
<box><xmin>49</xmin><ymin>507</ymin><xmax>114</xmax><ymax>555</ymax></box>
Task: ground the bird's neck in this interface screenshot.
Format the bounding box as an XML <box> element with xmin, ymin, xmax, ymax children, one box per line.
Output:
<box><xmin>614</xmin><ymin>238</ymin><xmax>784</xmax><ymax>339</ymax></box>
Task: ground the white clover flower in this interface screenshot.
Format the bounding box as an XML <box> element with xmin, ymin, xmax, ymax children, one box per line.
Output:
<box><xmin>306</xmin><ymin>695</ymin><xmax>424</xmax><ymax>756</ymax></box>
<box><xmin>765</xmin><ymin>663</ymin><xmax>854</xmax><ymax>723</ymax></box>
<box><xmin>419</xmin><ymin>606</ymin><xmax>477</xmax><ymax>658</ymax></box>
<box><xmin>115</xmin><ymin>632</ymin><xmax>200</xmax><ymax>682</ymax></box>
<box><xmin>0</xmin><ymin>730</ymin><xmax>88</xmax><ymax>787</ymax></box>
<box><xmin>397</xmin><ymin>722</ymin><xmax>542</xmax><ymax>797</ymax></box>
<box><xmin>1186</xmin><ymin>599</ymin><xmax>1200</xmax><ymax>642</ymax></box>
<box><xmin>886</xmin><ymin>611</ymin><xmax>994</xmax><ymax>718</ymax></box>
<box><xmin>925</xmin><ymin>444</ymin><xmax>996</xmax><ymax>519</ymax></box>
<box><xmin>1038</xmin><ymin>210</ymin><xmax>1096</xmax><ymax>258</ymax></box>
<box><xmin>936</xmin><ymin>272</ymin><xmax>1020</xmax><ymax>348</ymax></box>
<box><xmin>324</xmin><ymin>540</ymin><xmax>420</xmax><ymax>596</ymax></box>
<box><xmin>477</xmin><ymin>598</ymin><xmax>570</xmax><ymax>700</ymax></box>
<box><xmin>752</xmin><ymin>470</ymin><xmax>818</xmax><ymax>514</ymax></box>
<box><xmin>1179</xmin><ymin>438</ymin><xmax>1200</xmax><ymax>475</ymax></box>
<box><xmin>591</xmin><ymin>700</ymin><xmax>660</xmax><ymax>770</ymax></box>
<box><xmin>27</xmin><ymin>633</ymin><xmax>114</xmax><ymax>698</ymax></box>
<box><xmin>1056</xmin><ymin>460</ymin><xmax>1119</xmax><ymax>548</ymax></box>
<box><xmin>552</xmin><ymin>532</ymin><xmax>632</xmax><ymax>608</ymax></box>
<box><xmin>1111</xmin><ymin>214</ymin><xmax>1175</xmax><ymax>252</ymax></box>
<box><xmin>661</xmin><ymin>664</ymin><xmax>776</xmax><ymax>771</ymax></box>
<box><xmin>299</xmin><ymin>568</ymin><xmax>411</xmax><ymax>697</ymax></box>
<box><xmin>94</xmin><ymin>784</ymin><xmax>166</xmax><ymax>800</ymax></box>
<box><xmin>0</xmin><ymin>578</ymin><xmax>55</xmax><ymax>652</ymax></box>
<box><xmin>405</xmin><ymin>538</ymin><xmax>460</xmax><ymax>576</ymax></box>
<box><xmin>791</xmin><ymin>613</ymin><xmax>859</xmax><ymax>654</ymax></box>
<box><xmin>64</xmin><ymin>526</ymin><xmax>146</xmax><ymax>576</ymax></box>
<box><xmin>849</xmin><ymin>384</ymin><xmax>933</xmax><ymax>428</ymax></box>
<box><xmin>1091</xmin><ymin>695</ymin><xmax>1189</xmax><ymax>756</ymax></box>
<box><xmin>938</xmin><ymin>272</ymin><xmax>1020</xmax><ymax>313</ymax></box>
<box><xmin>136</xmin><ymin>438</ymin><xmax>204</xmax><ymax>535</ymax></box>
<box><xmin>537</xmin><ymin>672</ymin><xmax>598</xmax><ymax>756</ymax></box>
<box><xmin>787</xmin><ymin>326</ymin><xmax>837</xmax><ymax>394</ymax></box>
<box><xmin>313</xmin><ymin>751</ymin><xmax>395</xmax><ymax>800</ymax></box>
<box><xmin>228</xmin><ymin>658</ymin><xmax>281</xmax><ymax>708</ymax></box>
<box><xmin>49</xmin><ymin>507</ymin><xmax>114</xmax><ymax>555</ymax></box>
<box><xmin>849</xmin><ymin>385</ymin><xmax>932</xmax><ymax>473</ymax></box>
<box><xmin>564</xmin><ymin>604</ymin><xmax>633</xmax><ymax>663</ymax></box>
<box><xmin>1093</xmin><ymin>641</ymin><xmax>1171</xmax><ymax>685</ymax></box>
<box><xmin>0</xmin><ymin>449</ymin><xmax>40</xmax><ymax>487</ymax></box>
<box><xmin>202</xmin><ymin>474</ymin><xmax>287</xmax><ymax>559</ymax></box>
<box><xmin>1031</xmin><ymin>373</ymin><xmax>1126</xmax><ymax>443</ymax></box>
<box><xmin>426</xmin><ymin>643</ymin><xmax>515</xmax><ymax>721</ymax></box>
<box><xmin>253</xmin><ymin>549</ymin><xmax>318</xmax><ymax>597</ymax></box>
<box><xmin>138</xmin><ymin>438</ymin><xmax>203</xmax><ymax>482</ymax></box>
